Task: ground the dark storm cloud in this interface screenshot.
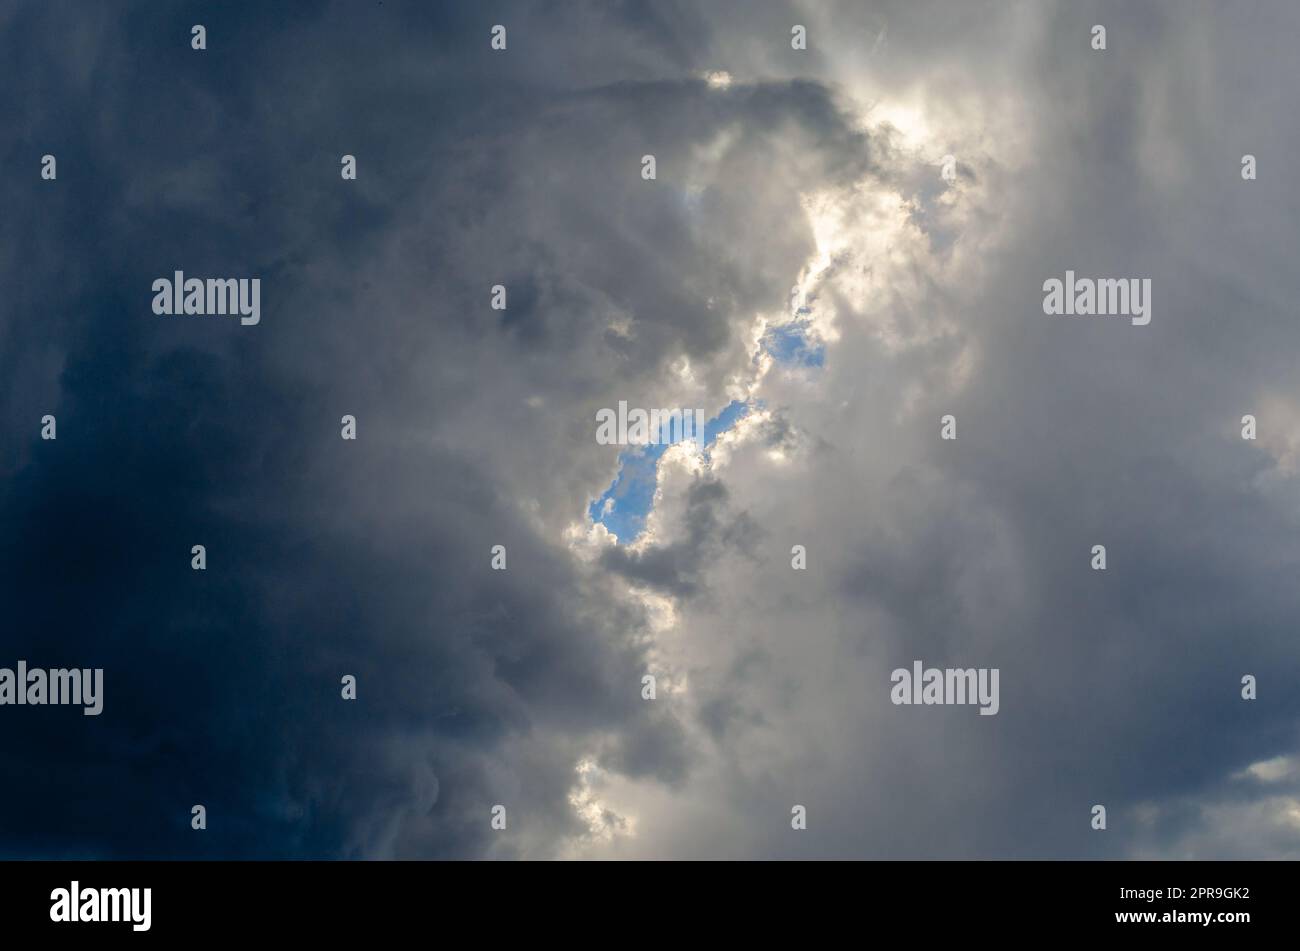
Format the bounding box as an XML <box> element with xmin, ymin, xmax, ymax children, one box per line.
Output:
<box><xmin>0</xmin><ymin>0</ymin><xmax>754</xmax><ymax>858</ymax></box>
<box><xmin>0</xmin><ymin>0</ymin><xmax>895</xmax><ymax>859</ymax></box>
<box><xmin>4</xmin><ymin>0</ymin><xmax>1297</xmax><ymax>862</ymax></box>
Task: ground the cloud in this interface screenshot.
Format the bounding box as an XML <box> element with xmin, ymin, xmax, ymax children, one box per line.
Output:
<box><xmin>2</xmin><ymin>0</ymin><xmax>1297</xmax><ymax>860</ymax></box>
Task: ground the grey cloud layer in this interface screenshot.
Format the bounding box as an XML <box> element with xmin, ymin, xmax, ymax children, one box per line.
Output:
<box><xmin>1</xmin><ymin>0</ymin><xmax>1296</xmax><ymax>859</ymax></box>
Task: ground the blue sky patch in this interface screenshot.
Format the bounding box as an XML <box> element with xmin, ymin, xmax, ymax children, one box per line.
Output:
<box><xmin>590</xmin><ymin>400</ymin><xmax>748</xmax><ymax>542</ymax></box>
<box><xmin>762</xmin><ymin>319</ymin><xmax>825</xmax><ymax>367</ymax></box>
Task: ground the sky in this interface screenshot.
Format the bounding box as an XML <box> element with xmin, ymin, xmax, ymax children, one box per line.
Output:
<box><xmin>1</xmin><ymin>0</ymin><xmax>1298</xmax><ymax>859</ymax></box>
